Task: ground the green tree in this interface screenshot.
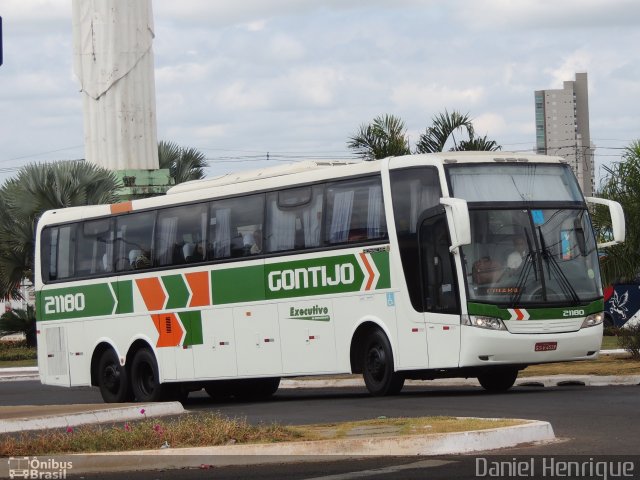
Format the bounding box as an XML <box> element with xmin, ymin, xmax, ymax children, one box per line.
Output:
<box><xmin>0</xmin><ymin>305</ymin><xmax>37</xmax><ymax>347</ymax></box>
<box><xmin>0</xmin><ymin>161</ymin><xmax>120</xmax><ymax>300</ymax></box>
<box><xmin>347</xmin><ymin>114</ymin><xmax>411</xmax><ymax>161</ymax></box>
<box><xmin>415</xmin><ymin>110</ymin><xmax>501</xmax><ymax>153</ymax></box>
<box><xmin>158</xmin><ymin>140</ymin><xmax>207</xmax><ymax>184</ymax></box>
<box><xmin>593</xmin><ymin>140</ymin><xmax>640</xmax><ymax>286</ymax></box>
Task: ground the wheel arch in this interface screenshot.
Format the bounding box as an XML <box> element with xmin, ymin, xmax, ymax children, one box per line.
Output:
<box><xmin>89</xmin><ymin>339</ymin><xmax>120</xmax><ymax>387</ymax></box>
<box><xmin>349</xmin><ymin>318</ymin><xmax>395</xmax><ymax>374</ymax></box>
<box><xmin>125</xmin><ymin>336</ymin><xmax>156</xmax><ymax>372</ymax></box>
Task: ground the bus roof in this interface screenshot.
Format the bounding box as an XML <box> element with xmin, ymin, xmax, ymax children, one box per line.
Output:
<box><xmin>37</xmin><ymin>152</ymin><xmax>568</xmax><ymax>226</ymax></box>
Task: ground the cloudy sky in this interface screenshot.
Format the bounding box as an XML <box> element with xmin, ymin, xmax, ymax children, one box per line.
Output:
<box><xmin>1</xmin><ymin>0</ymin><xmax>639</xmax><ymax>186</ymax></box>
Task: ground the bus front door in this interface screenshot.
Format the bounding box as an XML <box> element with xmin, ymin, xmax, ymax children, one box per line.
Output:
<box><xmin>419</xmin><ymin>211</ymin><xmax>461</xmax><ymax>369</ymax></box>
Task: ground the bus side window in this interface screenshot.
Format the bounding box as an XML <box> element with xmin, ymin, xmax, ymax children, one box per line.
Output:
<box><xmin>56</xmin><ymin>224</ymin><xmax>77</xmax><ymax>280</ymax></box>
<box><xmin>324</xmin><ymin>177</ymin><xmax>387</xmax><ymax>245</ymax></box>
<box><xmin>156</xmin><ymin>203</ymin><xmax>208</xmax><ymax>266</ymax></box>
<box><xmin>115</xmin><ymin>211</ymin><xmax>155</xmax><ymax>272</ymax></box>
<box><xmin>76</xmin><ymin>219</ymin><xmax>113</xmax><ymax>276</ymax></box>
<box><xmin>41</xmin><ymin>227</ymin><xmax>56</xmax><ymax>282</ymax></box>
<box><xmin>265</xmin><ymin>186</ymin><xmax>323</xmax><ymax>253</ymax></box>
<box><xmin>210</xmin><ymin>194</ymin><xmax>264</xmax><ymax>259</ymax></box>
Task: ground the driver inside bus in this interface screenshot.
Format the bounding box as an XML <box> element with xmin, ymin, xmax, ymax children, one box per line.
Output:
<box><xmin>506</xmin><ymin>235</ymin><xmax>527</xmax><ymax>270</ymax></box>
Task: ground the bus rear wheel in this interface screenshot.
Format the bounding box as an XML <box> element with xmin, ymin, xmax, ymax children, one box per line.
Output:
<box><xmin>97</xmin><ymin>349</ymin><xmax>133</xmax><ymax>403</ymax></box>
<box><xmin>131</xmin><ymin>348</ymin><xmax>170</xmax><ymax>402</ymax></box>
<box><xmin>477</xmin><ymin>368</ymin><xmax>518</xmax><ymax>392</ymax></box>
<box><xmin>362</xmin><ymin>330</ymin><xmax>404</xmax><ymax>396</ymax></box>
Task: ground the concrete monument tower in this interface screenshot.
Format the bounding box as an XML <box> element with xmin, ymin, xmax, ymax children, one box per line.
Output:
<box><xmin>72</xmin><ymin>0</ymin><xmax>171</xmax><ymax>198</ymax></box>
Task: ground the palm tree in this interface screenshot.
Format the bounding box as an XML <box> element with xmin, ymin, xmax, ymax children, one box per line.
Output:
<box><xmin>456</xmin><ymin>133</ymin><xmax>501</xmax><ymax>152</ymax></box>
<box><xmin>347</xmin><ymin>114</ymin><xmax>411</xmax><ymax>161</ymax></box>
<box><xmin>0</xmin><ymin>305</ymin><xmax>37</xmax><ymax>347</ymax></box>
<box><xmin>593</xmin><ymin>140</ymin><xmax>640</xmax><ymax>286</ymax></box>
<box><xmin>0</xmin><ymin>161</ymin><xmax>120</xmax><ymax>299</ymax></box>
<box><xmin>158</xmin><ymin>140</ymin><xmax>207</xmax><ymax>184</ymax></box>
<box><xmin>415</xmin><ymin>110</ymin><xmax>501</xmax><ymax>153</ymax></box>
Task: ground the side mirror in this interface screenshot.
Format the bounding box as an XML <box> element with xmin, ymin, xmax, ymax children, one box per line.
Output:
<box><xmin>440</xmin><ymin>197</ymin><xmax>471</xmax><ymax>251</ymax></box>
<box><xmin>585</xmin><ymin>197</ymin><xmax>625</xmax><ymax>248</ymax></box>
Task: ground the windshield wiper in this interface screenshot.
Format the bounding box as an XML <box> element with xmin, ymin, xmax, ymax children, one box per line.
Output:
<box><xmin>510</xmin><ymin>230</ymin><xmax>536</xmax><ymax>307</ymax></box>
<box><xmin>537</xmin><ymin>226</ymin><xmax>580</xmax><ymax>305</ymax></box>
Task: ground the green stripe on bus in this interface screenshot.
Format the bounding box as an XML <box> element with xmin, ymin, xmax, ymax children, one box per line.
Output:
<box><xmin>37</xmin><ymin>250</ymin><xmax>392</xmax><ymax>318</ymax></box>
<box><xmin>467</xmin><ymin>299</ymin><xmax>604</xmax><ymax>320</ymax></box>
<box><xmin>114</xmin><ymin>280</ymin><xmax>134</xmax><ymax>314</ymax></box>
<box><xmin>178</xmin><ymin>311</ymin><xmax>203</xmax><ymax>346</ymax></box>
<box><xmin>38</xmin><ymin>283</ymin><xmax>116</xmax><ymax>321</ymax></box>
<box><xmin>211</xmin><ymin>265</ymin><xmax>265</xmax><ymax>304</ymax></box>
<box><xmin>372</xmin><ymin>251</ymin><xmax>391</xmax><ymax>289</ymax></box>
<box><xmin>162</xmin><ymin>274</ymin><xmax>190</xmax><ymax>309</ymax></box>
<box><xmin>264</xmin><ymin>254</ymin><xmax>365</xmax><ymax>300</ymax></box>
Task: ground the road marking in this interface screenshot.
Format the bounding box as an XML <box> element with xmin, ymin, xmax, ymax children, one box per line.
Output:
<box><xmin>301</xmin><ymin>459</ymin><xmax>454</xmax><ymax>480</ymax></box>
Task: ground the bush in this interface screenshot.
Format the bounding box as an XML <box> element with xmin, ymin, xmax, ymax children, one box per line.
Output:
<box><xmin>618</xmin><ymin>323</ymin><xmax>640</xmax><ymax>359</ymax></box>
<box><xmin>0</xmin><ymin>306</ymin><xmax>36</xmax><ymax>347</ymax></box>
<box><xmin>0</xmin><ymin>340</ymin><xmax>36</xmax><ymax>361</ymax></box>
<box><xmin>603</xmin><ymin>325</ymin><xmax>621</xmax><ymax>336</ymax></box>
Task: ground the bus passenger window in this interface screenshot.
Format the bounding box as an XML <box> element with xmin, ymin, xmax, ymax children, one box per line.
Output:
<box><xmin>209</xmin><ymin>194</ymin><xmax>264</xmax><ymax>259</ymax></box>
<box><xmin>265</xmin><ymin>186</ymin><xmax>323</xmax><ymax>253</ymax></box>
<box><xmin>76</xmin><ymin>218</ymin><xmax>113</xmax><ymax>277</ymax></box>
<box><xmin>156</xmin><ymin>203</ymin><xmax>208</xmax><ymax>266</ymax></box>
<box><xmin>325</xmin><ymin>177</ymin><xmax>387</xmax><ymax>245</ymax></box>
<box><xmin>115</xmin><ymin>211</ymin><xmax>155</xmax><ymax>272</ymax></box>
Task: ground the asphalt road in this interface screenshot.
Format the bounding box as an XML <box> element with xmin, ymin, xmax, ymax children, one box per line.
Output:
<box><xmin>3</xmin><ymin>381</ymin><xmax>640</xmax><ymax>479</ymax></box>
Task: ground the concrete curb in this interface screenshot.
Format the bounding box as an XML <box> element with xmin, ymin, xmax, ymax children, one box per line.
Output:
<box><xmin>0</xmin><ymin>402</ymin><xmax>185</xmax><ymax>434</ymax></box>
<box><xmin>48</xmin><ymin>419</ymin><xmax>555</xmax><ymax>474</ymax></box>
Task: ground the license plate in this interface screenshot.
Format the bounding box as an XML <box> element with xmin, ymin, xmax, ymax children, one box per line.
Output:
<box><xmin>535</xmin><ymin>342</ymin><xmax>557</xmax><ymax>352</ymax></box>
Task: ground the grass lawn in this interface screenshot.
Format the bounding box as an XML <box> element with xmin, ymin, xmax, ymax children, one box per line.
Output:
<box><xmin>522</xmin><ymin>353</ymin><xmax>640</xmax><ymax>377</ymax></box>
<box><xmin>0</xmin><ymin>359</ymin><xmax>37</xmax><ymax>368</ymax></box>
<box><xmin>0</xmin><ymin>414</ymin><xmax>521</xmax><ymax>456</ymax></box>
<box><xmin>600</xmin><ymin>335</ymin><xmax>620</xmax><ymax>350</ymax></box>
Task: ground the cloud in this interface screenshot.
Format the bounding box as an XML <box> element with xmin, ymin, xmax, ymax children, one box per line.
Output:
<box><xmin>392</xmin><ymin>83</ymin><xmax>485</xmax><ymax>112</ymax></box>
<box><xmin>455</xmin><ymin>0</ymin><xmax>640</xmax><ymax>30</ymax></box>
<box><xmin>473</xmin><ymin>113</ymin><xmax>508</xmax><ymax>136</ymax></box>
<box><xmin>154</xmin><ymin>0</ymin><xmax>431</xmax><ymax>27</ymax></box>
<box><xmin>267</xmin><ymin>34</ymin><xmax>306</xmax><ymax>62</ymax></box>
<box><xmin>212</xmin><ymin>81</ymin><xmax>273</xmax><ymax>110</ymax></box>
<box><xmin>544</xmin><ymin>50</ymin><xmax>592</xmax><ymax>88</ymax></box>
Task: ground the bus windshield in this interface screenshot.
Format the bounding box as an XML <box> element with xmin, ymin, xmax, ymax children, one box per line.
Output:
<box><xmin>461</xmin><ymin>208</ymin><xmax>602</xmax><ymax>306</ymax></box>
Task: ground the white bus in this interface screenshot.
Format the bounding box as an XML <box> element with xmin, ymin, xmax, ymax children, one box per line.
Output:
<box><xmin>34</xmin><ymin>153</ymin><xmax>625</xmax><ymax>402</ymax></box>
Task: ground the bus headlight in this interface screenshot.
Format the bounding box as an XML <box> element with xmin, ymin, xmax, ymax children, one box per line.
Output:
<box><xmin>462</xmin><ymin>315</ymin><xmax>506</xmax><ymax>331</ymax></box>
<box><xmin>581</xmin><ymin>312</ymin><xmax>604</xmax><ymax>328</ymax></box>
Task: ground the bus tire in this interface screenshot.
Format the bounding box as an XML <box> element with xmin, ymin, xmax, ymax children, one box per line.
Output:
<box><xmin>477</xmin><ymin>368</ymin><xmax>518</xmax><ymax>392</ymax></box>
<box><xmin>131</xmin><ymin>348</ymin><xmax>169</xmax><ymax>402</ymax></box>
<box><xmin>362</xmin><ymin>329</ymin><xmax>404</xmax><ymax>396</ymax></box>
<box><xmin>97</xmin><ymin>349</ymin><xmax>133</xmax><ymax>403</ymax></box>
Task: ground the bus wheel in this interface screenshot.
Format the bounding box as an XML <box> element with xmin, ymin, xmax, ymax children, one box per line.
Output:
<box><xmin>362</xmin><ymin>330</ymin><xmax>404</xmax><ymax>396</ymax></box>
<box><xmin>131</xmin><ymin>348</ymin><xmax>168</xmax><ymax>402</ymax></box>
<box><xmin>477</xmin><ymin>368</ymin><xmax>518</xmax><ymax>392</ymax></box>
<box><xmin>97</xmin><ymin>349</ymin><xmax>133</xmax><ymax>403</ymax></box>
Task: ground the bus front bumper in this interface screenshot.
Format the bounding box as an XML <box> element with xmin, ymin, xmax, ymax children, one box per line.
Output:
<box><xmin>459</xmin><ymin>323</ymin><xmax>603</xmax><ymax>367</ymax></box>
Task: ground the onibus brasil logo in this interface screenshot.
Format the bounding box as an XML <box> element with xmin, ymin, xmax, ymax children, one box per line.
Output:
<box><xmin>8</xmin><ymin>457</ymin><xmax>72</xmax><ymax>479</ymax></box>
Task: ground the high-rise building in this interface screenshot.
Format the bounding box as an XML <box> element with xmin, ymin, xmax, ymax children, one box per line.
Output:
<box><xmin>535</xmin><ymin>72</ymin><xmax>594</xmax><ymax>195</ymax></box>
